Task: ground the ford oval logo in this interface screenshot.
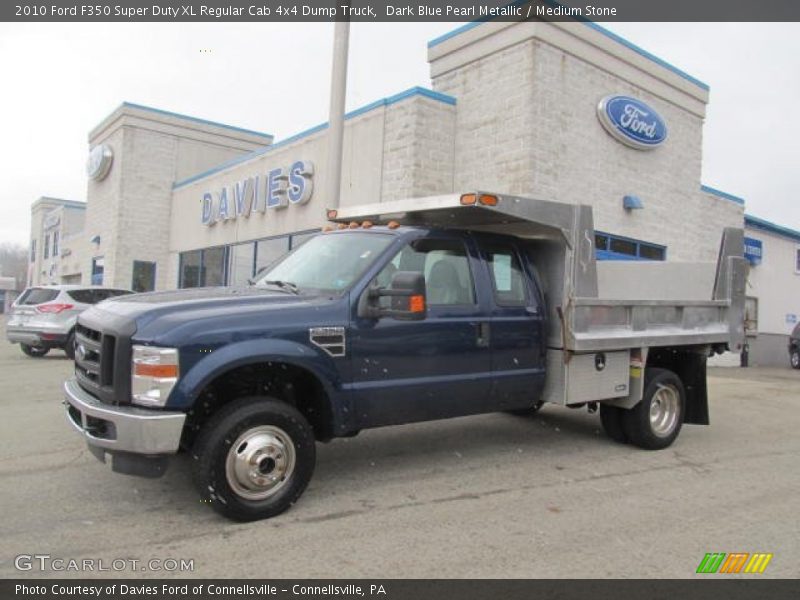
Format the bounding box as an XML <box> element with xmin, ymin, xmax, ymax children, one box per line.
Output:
<box><xmin>597</xmin><ymin>95</ymin><xmax>668</xmax><ymax>150</ymax></box>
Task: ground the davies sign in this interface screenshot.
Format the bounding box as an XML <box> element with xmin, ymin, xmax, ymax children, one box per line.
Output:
<box><xmin>201</xmin><ymin>160</ymin><xmax>314</xmax><ymax>226</ymax></box>
<box><xmin>597</xmin><ymin>95</ymin><xmax>668</xmax><ymax>150</ymax></box>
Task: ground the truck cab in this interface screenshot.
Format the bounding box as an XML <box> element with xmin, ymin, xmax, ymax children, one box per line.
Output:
<box><xmin>64</xmin><ymin>192</ymin><xmax>745</xmax><ymax>521</ymax></box>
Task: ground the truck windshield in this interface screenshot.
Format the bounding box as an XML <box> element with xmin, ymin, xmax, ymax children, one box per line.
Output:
<box><xmin>254</xmin><ymin>232</ymin><xmax>394</xmax><ymax>294</ymax></box>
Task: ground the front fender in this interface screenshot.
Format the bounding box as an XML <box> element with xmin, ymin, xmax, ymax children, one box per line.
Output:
<box><xmin>167</xmin><ymin>338</ymin><xmax>348</xmax><ymax>428</ymax></box>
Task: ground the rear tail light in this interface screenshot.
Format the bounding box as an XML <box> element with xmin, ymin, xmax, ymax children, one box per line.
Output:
<box><xmin>36</xmin><ymin>303</ymin><xmax>74</xmax><ymax>314</ymax></box>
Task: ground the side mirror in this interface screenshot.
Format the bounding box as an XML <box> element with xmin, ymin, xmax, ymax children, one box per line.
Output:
<box><xmin>358</xmin><ymin>271</ymin><xmax>426</xmax><ymax>321</ymax></box>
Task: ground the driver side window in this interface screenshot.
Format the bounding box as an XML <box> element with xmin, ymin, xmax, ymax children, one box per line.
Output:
<box><xmin>375</xmin><ymin>238</ymin><xmax>475</xmax><ymax>306</ymax></box>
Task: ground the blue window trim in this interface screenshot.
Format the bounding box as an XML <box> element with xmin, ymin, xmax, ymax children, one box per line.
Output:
<box><xmin>701</xmin><ymin>185</ymin><xmax>745</xmax><ymax>206</ymax></box>
<box><xmin>595</xmin><ymin>230</ymin><xmax>667</xmax><ymax>261</ymax></box>
<box><xmin>745</xmin><ymin>215</ymin><xmax>800</xmax><ymax>244</ymax></box>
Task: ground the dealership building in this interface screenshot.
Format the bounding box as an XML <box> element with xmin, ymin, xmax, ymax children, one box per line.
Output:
<box><xmin>27</xmin><ymin>19</ymin><xmax>800</xmax><ymax>366</ymax></box>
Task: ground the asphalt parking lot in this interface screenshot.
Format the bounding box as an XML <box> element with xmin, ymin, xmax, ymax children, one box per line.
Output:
<box><xmin>0</xmin><ymin>323</ymin><xmax>798</xmax><ymax>579</ymax></box>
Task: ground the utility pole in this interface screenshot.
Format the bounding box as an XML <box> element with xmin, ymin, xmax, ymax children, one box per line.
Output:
<box><xmin>325</xmin><ymin>20</ymin><xmax>350</xmax><ymax>211</ymax></box>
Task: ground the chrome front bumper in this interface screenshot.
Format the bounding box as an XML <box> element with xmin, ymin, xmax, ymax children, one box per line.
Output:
<box><xmin>63</xmin><ymin>376</ymin><xmax>186</xmax><ymax>455</ymax></box>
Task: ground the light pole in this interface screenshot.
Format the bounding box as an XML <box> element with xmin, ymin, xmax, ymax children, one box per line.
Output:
<box><xmin>325</xmin><ymin>20</ymin><xmax>350</xmax><ymax>211</ymax></box>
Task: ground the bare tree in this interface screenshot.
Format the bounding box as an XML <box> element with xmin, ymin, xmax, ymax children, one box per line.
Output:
<box><xmin>0</xmin><ymin>242</ymin><xmax>29</xmax><ymax>290</ymax></box>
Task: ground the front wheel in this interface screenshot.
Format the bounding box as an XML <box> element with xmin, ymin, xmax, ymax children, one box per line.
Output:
<box><xmin>622</xmin><ymin>368</ymin><xmax>685</xmax><ymax>450</ymax></box>
<box><xmin>791</xmin><ymin>348</ymin><xmax>800</xmax><ymax>370</ymax></box>
<box><xmin>192</xmin><ymin>396</ymin><xmax>316</xmax><ymax>522</ymax></box>
<box><xmin>20</xmin><ymin>344</ymin><xmax>49</xmax><ymax>358</ymax></box>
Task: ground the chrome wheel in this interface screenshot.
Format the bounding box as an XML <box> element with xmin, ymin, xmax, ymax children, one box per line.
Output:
<box><xmin>649</xmin><ymin>384</ymin><xmax>680</xmax><ymax>438</ymax></box>
<box><xmin>225</xmin><ymin>425</ymin><xmax>296</xmax><ymax>501</ymax></box>
<box><xmin>791</xmin><ymin>351</ymin><xmax>800</xmax><ymax>369</ymax></box>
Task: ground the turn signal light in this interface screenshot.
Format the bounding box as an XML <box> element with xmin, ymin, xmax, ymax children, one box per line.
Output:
<box><xmin>459</xmin><ymin>193</ymin><xmax>499</xmax><ymax>206</ymax></box>
<box><xmin>409</xmin><ymin>295</ymin><xmax>425</xmax><ymax>313</ymax></box>
<box><xmin>133</xmin><ymin>363</ymin><xmax>179</xmax><ymax>378</ymax></box>
<box><xmin>36</xmin><ymin>303</ymin><xmax>74</xmax><ymax>314</ymax></box>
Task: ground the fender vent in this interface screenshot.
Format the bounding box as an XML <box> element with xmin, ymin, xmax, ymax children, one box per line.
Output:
<box><xmin>309</xmin><ymin>327</ymin><xmax>346</xmax><ymax>357</ymax></box>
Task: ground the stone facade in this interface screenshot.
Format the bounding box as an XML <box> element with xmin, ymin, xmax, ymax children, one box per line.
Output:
<box><xmin>84</xmin><ymin>104</ymin><xmax>273</xmax><ymax>290</ymax></box>
<box><xmin>35</xmin><ymin>20</ymin><xmax>753</xmax><ymax>295</ymax></box>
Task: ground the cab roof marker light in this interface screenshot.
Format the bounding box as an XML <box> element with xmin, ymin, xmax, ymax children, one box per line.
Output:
<box><xmin>479</xmin><ymin>194</ymin><xmax>499</xmax><ymax>206</ymax></box>
<box><xmin>460</xmin><ymin>193</ymin><xmax>477</xmax><ymax>205</ymax></box>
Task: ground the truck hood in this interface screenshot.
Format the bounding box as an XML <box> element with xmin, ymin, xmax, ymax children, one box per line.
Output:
<box><xmin>82</xmin><ymin>286</ymin><xmax>341</xmax><ymax>344</ymax></box>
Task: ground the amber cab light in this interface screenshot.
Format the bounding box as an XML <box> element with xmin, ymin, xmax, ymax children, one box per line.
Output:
<box><xmin>460</xmin><ymin>193</ymin><xmax>477</xmax><ymax>205</ymax></box>
<box><xmin>479</xmin><ymin>194</ymin><xmax>499</xmax><ymax>206</ymax></box>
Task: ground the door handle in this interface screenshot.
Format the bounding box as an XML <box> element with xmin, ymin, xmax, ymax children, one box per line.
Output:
<box><xmin>476</xmin><ymin>322</ymin><xmax>490</xmax><ymax>348</ymax></box>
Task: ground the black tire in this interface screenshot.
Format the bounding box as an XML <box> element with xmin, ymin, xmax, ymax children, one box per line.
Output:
<box><xmin>622</xmin><ymin>368</ymin><xmax>685</xmax><ymax>450</ymax></box>
<box><xmin>506</xmin><ymin>399</ymin><xmax>545</xmax><ymax>417</ymax></box>
<box><xmin>20</xmin><ymin>344</ymin><xmax>49</xmax><ymax>358</ymax></box>
<box><xmin>790</xmin><ymin>348</ymin><xmax>800</xmax><ymax>370</ymax></box>
<box><xmin>191</xmin><ymin>396</ymin><xmax>316</xmax><ymax>522</ymax></box>
<box><xmin>64</xmin><ymin>330</ymin><xmax>76</xmax><ymax>360</ymax></box>
<box><xmin>600</xmin><ymin>404</ymin><xmax>628</xmax><ymax>444</ymax></box>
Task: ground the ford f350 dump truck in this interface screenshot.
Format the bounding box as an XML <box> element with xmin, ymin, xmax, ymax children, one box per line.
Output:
<box><xmin>64</xmin><ymin>192</ymin><xmax>746</xmax><ymax>521</ymax></box>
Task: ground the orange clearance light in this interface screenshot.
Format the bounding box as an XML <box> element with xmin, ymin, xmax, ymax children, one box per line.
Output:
<box><xmin>409</xmin><ymin>295</ymin><xmax>425</xmax><ymax>313</ymax></box>
<box><xmin>479</xmin><ymin>194</ymin><xmax>499</xmax><ymax>206</ymax></box>
<box><xmin>322</xmin><ymin>225</ymin><xmax>334</xmax><ymax>232</ymax></box>
<box><xmin>337</xmin><ymin>223</ymin><xmax>348</xmax><ymax>230</ymax></box>
<box><xmin>362</xmin><ymin>220</ymin><xmax>374</xmax><ymax>229</ymax></box>
<box><xmin>387</xmin><ymin>220</ymin><xmax>400</xmax><ymax>230</ymax></box>
<box><xmin>349</xmin><ymin>221</ymin><xmax>360</xmax><ymax>229</ymax></box>
<box><xmin>327</xmin><ymin>209</ymin><xmax>338</xmax><ymax>219</ymax></box>
<box><xmin>134</xmin><ymin>363</ymin><xmax>178</xmax><ymax>378</ymax></box>
<box><xmin>460</xmin><ymin>193</ymin><xmax>477</xmax><ymax>205</ymax></box>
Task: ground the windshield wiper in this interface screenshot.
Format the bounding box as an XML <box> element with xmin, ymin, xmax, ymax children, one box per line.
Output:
<box><xmin>260</xmin><ymin>280</ymin><xmax>300</xmax><ymax>295</ymax></box>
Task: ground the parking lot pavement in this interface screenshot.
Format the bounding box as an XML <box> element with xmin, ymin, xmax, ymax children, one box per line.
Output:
<box><xmin>0</xmin><ymin>321</ymin><xmax>798</xmax><ymax>579</ymax></box>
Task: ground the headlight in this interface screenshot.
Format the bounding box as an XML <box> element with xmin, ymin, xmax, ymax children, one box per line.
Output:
<box><xmin>131</xmin><ymin>345</ymin><xmax>179</xmax><ymax>407</ymax></box>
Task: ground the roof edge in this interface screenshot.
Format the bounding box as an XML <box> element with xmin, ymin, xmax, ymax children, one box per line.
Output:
<box><xmin>428</xmin><ymin>16</ymin><xmax>709</xmax><ymax>91</ymax></box>
<box><xmin>172</xmin><ymin>86</ymin><xmax>457</xmax><ymax>190</ymax></box>
<box><xmin>701</xmin><ymin>185</ymin><xmax>745</xmax><ymax>206</ymax></box>
<box><xmin>745</xmin><ymin>214</ymin><xmax>800</xmax><ymax>243</ymax></box>
<box><xmin>90</xmin><ymin>102</ymin><xmax>274</xmax><ymax>142</ymax></box>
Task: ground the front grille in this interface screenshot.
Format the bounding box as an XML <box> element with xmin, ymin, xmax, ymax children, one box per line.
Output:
<box><xmin>74</xmin><ymin>320</ymin><xmax>132</xmax><ymax>405</ymax></box>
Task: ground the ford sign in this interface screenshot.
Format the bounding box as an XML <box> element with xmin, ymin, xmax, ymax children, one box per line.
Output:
<box><xmin>597</xmin><ymin>95</ymin><xmax>668</xmax><ymax>150</ymax></box>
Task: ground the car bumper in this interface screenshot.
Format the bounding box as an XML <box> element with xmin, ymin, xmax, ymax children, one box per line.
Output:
<box><xmin>63</xmin><ymin>377</ymin><xmax>186</xmax><ymax>476</ymax></box>
<box><xmin>7</xmin><ymin>325</ymin><xmax>67</xmax><ymax>346</ymax></box>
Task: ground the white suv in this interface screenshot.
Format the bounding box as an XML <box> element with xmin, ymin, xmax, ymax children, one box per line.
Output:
<box><xmin>6</xmin><ymin>285</ymin><xmax>132</xmax><ymax>358</ymax></box>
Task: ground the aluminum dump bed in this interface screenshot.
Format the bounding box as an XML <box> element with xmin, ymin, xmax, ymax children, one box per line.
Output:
<box><xmin>328</xmin><ymin>192</ymin><xmax>747</xmax><ymax>356</ymax></box>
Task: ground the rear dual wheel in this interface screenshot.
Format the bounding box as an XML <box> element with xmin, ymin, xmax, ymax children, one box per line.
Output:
<box><xmin>601</xmin><ymin>368</ymin><xmax>685</xmax><ymax>450</ymax></box>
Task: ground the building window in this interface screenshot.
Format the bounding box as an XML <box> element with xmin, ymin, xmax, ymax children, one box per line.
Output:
<box><xmin>52</xmin><ymin>231</ymin><xmax>59</xmax><ymax>257</ymax></box>
<box><xmin>290</xmin><ymin>230</ymin><xmax>318</xmax><ymax>250</ymax></box>
<box><xmin>595</xmin><ymin>231</ymin><xmax>666</xmax><ymax>261</ymax></box>
<box><xmin>179</xmin><ymin>247</ymin><xmax>227</xmax><ymax>288</ymax></box>
<box><xmin>132</xmin><ymin>261</ymin><xmax>156</xmax><ymax>293</ymax></box>
<box><xmin>91</xmin><ymin>257</ymin><xmax>104</xmax><ymax>285</ymax></box>
<box><xmin>228</xmin><ymin>243</ymin><xmax>256</xmax><ymax>286</ymax></box>
<box><xmin>255</xmin><ymin>237</ymin><xmax>291</xmax><ymax>276</ymax></box>
<box><xmin>30</xmin><ymin>239</ymin><xmax>36</xmax><ymax>262</ymax></box>
<box><xmin>179</xmin><ymin>250</ymin><xmax>202</xmax><ymax>288</ymax></box>
<box><xmin>43</xmin><ymin>234</ymin><xmax>50</xmax><ymax>259</ymax></box>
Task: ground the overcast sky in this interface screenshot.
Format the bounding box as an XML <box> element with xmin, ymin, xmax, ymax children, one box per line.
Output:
<box><xmin>0</xmin><ymin>21</ymin><xmax>798</xmax><ymax>248</ymax></box>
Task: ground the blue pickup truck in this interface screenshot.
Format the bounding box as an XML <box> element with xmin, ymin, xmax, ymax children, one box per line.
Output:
<box><xmin>64</xmin><ymin>192</ymin><xmax>746</xmax><ymax>521</ymax></box>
